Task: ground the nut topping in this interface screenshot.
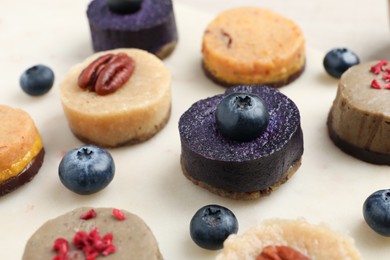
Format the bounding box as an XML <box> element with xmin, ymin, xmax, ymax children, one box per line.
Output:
<box><xmin>78</xmin><ymin>52</ymin><xmax>135</xmax><ymax>95</ymax></box>
<box><xmin>256</xmin><ymin>245</ymin><xmax>311</xmax><ymax>260</ymax></box>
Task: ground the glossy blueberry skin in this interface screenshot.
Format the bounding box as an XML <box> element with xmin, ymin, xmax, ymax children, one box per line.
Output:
<box><xmin>58</xmin><ymin>145</ymin><xmax>115</xmax><ymax>195</ymax></box>
<box><xmin>190</xmin><ymin>204</ymin><xmax>238</xmax><ymax>250</ymax></box>
<box><xmin>323</xmin><ymin>48</ymin><xmax>360</xmax><ymax>78</ymax></box>
<box><xmin>363</xmin><ymin>189</ymin><xmax>390</xmax><ymax>236</ymax></box>
<box><xmin>19</xmin><ymin>64</ymin><xmax>54</xmax><ymax>96</ymax></box>
<box><xmin>216</xmin><ymin>93</ymin><xmax>269</xmax><ymax>142</ymax></box>
<box><xmin>106</xmin><ymin>0</ymin><xmax>143</xmax><ymax>14</ymax></box>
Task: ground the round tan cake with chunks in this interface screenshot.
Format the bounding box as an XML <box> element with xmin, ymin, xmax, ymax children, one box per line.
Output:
<box><xmin>0</xmin><ymin>105</ymin><xmax>44</xmax><ymax>196</ymax></box>
<box><xmin>202</xmin><ymin>7</ymin><xmax>305</xmax><ymax>87</ymax></box>
<box><xmin>216</xmin><ymin>219</ymin><xmax>362</xmax><ymax>260</ymax></box>
<box><xmin>22</xmin><ymin>207</ymin><xmax>163</xmax><ymax>260</ymax></box>
<box><xmin>327</xmin><ymin>60</ymin><xmax>390</xmax><ymax>165</ymax></box>
<box><xmin>60</xmin><ymin>48</ymin><xmax>171</xmax><ymax>147</ymax></box>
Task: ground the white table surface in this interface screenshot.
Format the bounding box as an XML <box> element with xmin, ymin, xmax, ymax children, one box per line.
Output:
<box><xmin>0</xmin><ymin>0</ymin><xmax>390</xmax><ymax>259</ymax></box>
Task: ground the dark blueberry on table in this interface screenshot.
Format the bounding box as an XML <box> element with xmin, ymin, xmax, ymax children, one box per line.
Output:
<box><xmin>106</xmin><ymin>0</ymin><xmax>143</xmax><ymax>14</ymax></box>
<box><xmin>19</xmin><ymin>64</ymin><xmax>54</xmax><ymax>96</ymax></box>
<box><xmin>323</xmin><ymin>48</ymin><xmax>360</xmax><ymax>78</ymax></box>
<box><xmin>363</xmin><ymin>189</ymin><xmax>390</xmax><ymax>236</ymax></box>
<box><xmin>216</xmin><ymin>92</ymin><xmax>269</xmax><ymax>142</ymax></box>
<box><xmin>190</xmin><ymin>204</ymin><xmax>238</xmax><ymax>250</ymax></box>
<box><xmin>58</xmin><ymin>145</ymin><xmax>115</xmax><ymax>195</ymax></box>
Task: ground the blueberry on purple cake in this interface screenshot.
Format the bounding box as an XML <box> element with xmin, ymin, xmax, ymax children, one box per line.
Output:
<box><xmin>87</xmin><ymin>0</ymin><xmax>178</xmax><ymax>59</ymax></box>
<box><xmin>178</xmin><ymin>86</ymin><xmax>304</xmax><ymax>200</ymax></box>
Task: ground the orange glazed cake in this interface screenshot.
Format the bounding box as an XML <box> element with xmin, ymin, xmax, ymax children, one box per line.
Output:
<box><xmin>60</xmin><ymin>48</ymin><xmax>171</xmax><ymax>147</ymax></box>
<box><xmin>216</xmin><ymin>219</ymin><xmax>362</xmax><ymax>260</ymax></box>
<box><xmin>0</xmin><ymin>105</ymin><xmax>44</xmax><ymax>196</ymax></box>
<box><xmin>202</xmin><ymin>7</ymin><xmax>305</xmax><ymax>87</ymax></box>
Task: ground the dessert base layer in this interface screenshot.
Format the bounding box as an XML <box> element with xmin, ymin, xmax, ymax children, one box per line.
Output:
<box><xmin>0</xmin><ymin>149</ymin><xmax>45</xmax><ymax>196</ymax></box>
<box><xmin>202</xmin><ymin>60</ymin><xmax>306</xmax><ymax>88</ymax></box>
<box><xmin>181</xmin><ymin>157</ymin><xmax>302</xmax><ymax>200</ymax></box>
<box><xmin>327</xmin><ymin>113</ymin><xmax>390</xmax><ymax>165</ymax></box>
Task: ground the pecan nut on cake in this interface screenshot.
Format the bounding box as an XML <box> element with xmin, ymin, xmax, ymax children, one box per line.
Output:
<box><xmin>178</xmin><ymin>85</ymin><xmax>304</xmax><ymax>200</ymax></box>
<box><xmin>60</xmin><ymin>48</ymin><xmax>171</xmax><ymax>147</ymax></box>
<box><xmin>22</xmin><ymin>207</ymin><xmax>163</xmax><ymax>259</ymax></box>
<box><xmin>87</xmin><ymin>0</ymin><xmax>178</xmax><ymax>59</ymax></box>
<box><xmin>327</xmin><ymin>60</ymin><xmax>390</xmax><ymax>165</ymax></box>
<box><xmin>0</xmin><ymin>105</ymin><xmax>44</xmax><ymax>196</ymax></box>
<box><xmin>201</xmin><ymin>7</ymin><xmax>305</xmax><ymax>87</ymax></box>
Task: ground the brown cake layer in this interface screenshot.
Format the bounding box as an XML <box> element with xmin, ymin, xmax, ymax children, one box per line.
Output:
<box><xmin>202</xmin><ymin>61</ymin><xmax>306</xmax><ymax>88</ymax></box>
<box><xmin>0</xmin><ymin>148</ymin><xmax>45</xmax><ymax>196</ymax></box>
<box><xmin>327</xmin><ymin>114</ymin><xmax>390</xmax><ymax>165</ymax></box>
<box><xmin>181</xmin><ymin>157</ymin><xmax>302</xmax><ymax>200</ymax></box>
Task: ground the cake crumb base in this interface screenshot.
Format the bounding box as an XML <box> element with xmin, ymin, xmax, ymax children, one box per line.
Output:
<box><xmin>180</xmin><ymin>157</ymin><xmax>302</xmax><ymax>200</ymax></box>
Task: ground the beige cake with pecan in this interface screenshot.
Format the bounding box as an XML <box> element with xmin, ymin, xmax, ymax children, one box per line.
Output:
<box><xmin>60</xmin><ymin>48</ymin><xmax>171</xmax><ymax>147</ymax></box>
<box><xmin>216</xmin><ymin>219</ymin><xmax>362</xmax><ymax>260</ymax></box>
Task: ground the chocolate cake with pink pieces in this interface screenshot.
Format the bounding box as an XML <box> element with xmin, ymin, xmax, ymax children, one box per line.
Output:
<box><xmin>87</xmin><ymin>0</ymin><xmax>178</xmax><ymax>59</ymax></box>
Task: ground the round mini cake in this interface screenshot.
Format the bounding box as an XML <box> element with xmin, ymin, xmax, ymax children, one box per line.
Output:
<box><xmin>22</xmin><ymin>207</ymin><xmax>163</xmax><ymax>259</ymax></box>
<box><xmin>215</xmin><ymin>219</ymin><xmax>362</xmax><ymax>260</ymax></box>
<box><xmin>201</xmin><ymin>7</ymin><xmax>305</xmax><ymax>87</ymax></box>
<box><xmin>327</xmin><ymin>60</ymin><xmax>390</xmax><ymax>165</ymax></box>
<box><xmin>0</xmin><ymin>105</ymin><xmax>44</xmax><ymax>196</ymax></box>
<box><xmin>60</xmin><ymin>48</ymin><xmax>171</xmax><ymax>147</ymax></box>
<box><xmin>87</xmin><ymin>0</ymin><xmax>178</xmax><ymax>59</ymax></box>
<box><xmin>178</xmin><ymin>85</ymin><xmax>304</xmax><ymax>200</ymax></box>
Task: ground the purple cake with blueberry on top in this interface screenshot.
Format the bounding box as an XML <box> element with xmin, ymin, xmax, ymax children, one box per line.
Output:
<box><xmin>87</xmin><ymin>0</ymin><xmax>178</xmax><ymax>59</ymax></box>
<box><xmin>178</xmin><ymin>85</ymin><xmax>304</xmax><ymax>200</ymax></box>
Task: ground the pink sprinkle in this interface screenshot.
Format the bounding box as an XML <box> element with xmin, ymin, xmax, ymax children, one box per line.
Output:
<box><xmin>370</xmin><ymin>60</ymin><xmax>388</xmax><ymax>75</ymax></box>
<box><xmin>80</xmin><ymin>209</ymin><xmax>97</xmax><ymax>220</ymax></box>
<box><xmin>383</xmin><ymin>73</ymin><xmax>390</xmax><ymax>82</ymax></box>
<box><xmin>112</xmin><ymin>209</ymin><xmax>126</xmax><ymax>221</ymax></box>
<box><xmin>371</xmin><ymin>79</ymin><xmax>382</xmax><ymax>89</ymax></box>
<box><xmin>52</xmin><ymin>238</ymin><xmax>70</xmax><ymax>260</ymax></box>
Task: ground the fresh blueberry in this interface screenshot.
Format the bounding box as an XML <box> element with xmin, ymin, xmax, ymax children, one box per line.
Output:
<box><xmin>190</xmin><ymin>204</ymin><xmax>238</xmax><ymax>250</ymax></box>
<box><xmin>106</xmin><ymin>0</ymin><xmax>143</xmax><ymax>14</ymax></box>
<box><xmin>216</xmin><ymin>92</ymin><xmax>269</xmax><ymax>142</ymax></box>
<box><xmin>323</xmin><ymin>48</ymin><xmax>360</xmax><ymax>78</ymax></box>
<box><xmin>19</xmin><ymin>64</ymin><xmax>54</xmax><ymax>96</ymax></box>
<box><xmin>58</xmin><ymin>145</ymin><xmax>115</xmax><ymax>195</ymax></box>
<box><xmin>363</xmin><ymin>189</ymin><xmax>390</xmax><ymax>236</ymax></box>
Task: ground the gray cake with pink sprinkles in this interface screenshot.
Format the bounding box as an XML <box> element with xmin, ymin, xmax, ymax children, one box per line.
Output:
<box><xmin>87</xmin><ymin>0</ymin><xmax>178</xmax><ymax>59</ymax></box>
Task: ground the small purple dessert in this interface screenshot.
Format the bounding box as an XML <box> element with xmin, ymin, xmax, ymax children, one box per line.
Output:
<box><xmin>178</xmin><ymin>86</ymin><xmax>304</xmax><ymax>200</ymax></box>
<box><xmin>87</xmin><ymin>0</ymin><xmax>178</xmax><ymax>59</ymax></box>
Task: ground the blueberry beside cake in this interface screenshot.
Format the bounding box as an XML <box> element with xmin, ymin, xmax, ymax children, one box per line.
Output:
<box><xmin>0</xmin><ymin>105</ymin><xmax>45</xmax><ymax>196</ymax></box>
<box><xmin>327</xmin><ymin>60</ymin><xmax>390</xmax><ymax>164</ymax></box>
<box><xmin>87</xmin><ymin>0</ymin><xmax>178</xmax><ymax>59</ymax></box>
<box><xmin>178</xmin><ymin>86</ymin><xmax>304</xmax><ymax>200</ymax></box>
<box><xmin>201</xmin><ymin>7</ymin><xmax>305</xmax><ymax>87</ymax></box>
<box><xmin>60</xmin><ymin>48</ymin><xmax>171</xmax><ymax>147</ymax></box>
<box><xmin>22</xmin><ymin>207</ymin><xmax>163</xmax><ymax>259</ymax></box>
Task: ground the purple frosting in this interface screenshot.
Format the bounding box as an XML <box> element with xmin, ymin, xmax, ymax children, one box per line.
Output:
<box><xmin>179</xmin><ymin>86</ymin><xmax>304</xmax><ymax>193</ymax></box>
<box><xmin>179</xmin><ymin>86</ymin><xmax>302</xmax><ymax>161</ymax></box>
<box><xmin>87</xmin><ymin>0</ymin><xmax>178</xmax><ymax>54</ymax></box>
